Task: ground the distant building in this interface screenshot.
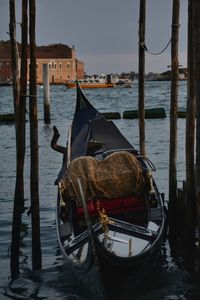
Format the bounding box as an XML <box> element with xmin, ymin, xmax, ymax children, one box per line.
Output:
<box><xmin>145</xmin><ymin>68</ymin><xmax>188</xmax><ymax>81</ymax></box>
<box><xmin>0</xmin><ymin>40</ymin><xmax>84</xmax><ymax>84</ymax></box>
<box><xmin>159</xmin><ymin>68</ymin><xmax>187</xmax><ymax>81</ymax></box>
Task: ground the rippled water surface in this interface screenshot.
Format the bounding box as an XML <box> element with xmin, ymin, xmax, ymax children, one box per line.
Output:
<box><xmin>0</xmin><ymin>81</ymin><xmax>199</xmax><ymax>299</ymax></box>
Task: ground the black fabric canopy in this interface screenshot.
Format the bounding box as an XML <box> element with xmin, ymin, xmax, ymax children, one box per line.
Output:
<box><xmin>56</xmin><ymin>82</ymin><xmax>136</xmax><ymax>182</ymax></box>
<box><xmin>90</xmin><ymin>118</ymin><xmax>134</xmax><ymax>154</ymax></box>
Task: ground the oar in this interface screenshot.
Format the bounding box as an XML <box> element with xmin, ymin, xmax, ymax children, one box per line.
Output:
<box><xmin>77</xmin><ymin>177</ymin><xmax>99</xmax><ymax>267</ymax></box>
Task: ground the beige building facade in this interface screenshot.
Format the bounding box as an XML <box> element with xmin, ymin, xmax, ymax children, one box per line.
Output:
<box><xmin>0</xmin><ymin>41</ymin><xmax>84</xmax><ymax>84</ymax></box>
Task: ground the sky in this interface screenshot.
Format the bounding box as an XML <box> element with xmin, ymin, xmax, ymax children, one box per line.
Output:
<box><xmin>0</xmin><ymin>0</ymin><xmax>188</xmax><ymax>75</ymax></box>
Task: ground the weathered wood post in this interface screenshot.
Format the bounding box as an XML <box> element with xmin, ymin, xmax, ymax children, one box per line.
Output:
<box><xmin>9</xmin><ymin>0</ymin><xmax>20</xmax><ymax>117</ymax></box>
<box><xmin>193</xmin><ymin>0</ymin><xmax>200</xmax><ymax>256</ymax></box>
<box><xmin>10</xmin><ymin>0</ymin><xmax>28</xmax><ymax>280</ymax></box>
<box><xmin>29</xmin><ymin>0</ymin><xmax>42</xmax><ymax>270</ymax></box>
<box><xmin>168</xmin><ymin>0</ymin><xmax>180</xmax><ymax>238</ymax></box>
<box><xmin>43</xmin><ymin>63</ymin><xmax>51</xmax><ymax>124</ymax></box>
<box><xmin>9</xmin><ymin>0</ymin><xmax>21</xmax><ymax>279</ymax></box>
<box><xmin>138</xmin><ymin>0</ymin><xmax>146</xmax><ymax>156</ymax></box>
<box><xmin>185</xmin><ymin>0</ymin><xmax>196</xmax><ymax>240</ymax></box>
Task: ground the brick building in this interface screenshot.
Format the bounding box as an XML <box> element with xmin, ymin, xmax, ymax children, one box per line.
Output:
<box><xmin>0</xmin><ymin>41</ymin><xmax>84</xmax><ymax>84</ymax></box>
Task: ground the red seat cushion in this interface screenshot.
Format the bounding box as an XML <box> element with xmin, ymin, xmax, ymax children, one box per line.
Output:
<box><xmin>76</xmin><ymin>200</ymin><xmax>95</xmax><ymax>216</ymax></box>
<box><xmin>76</xmin><ymin>195</ymin><xmax>145</xmax><ymax>218</ymax></box>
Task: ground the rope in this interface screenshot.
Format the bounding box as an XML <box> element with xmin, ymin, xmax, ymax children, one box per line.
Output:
<box><xmin>171</xmin><ymin>23</ymin><xmax>181</xmax><ymax>28</ymax></box>
<box><xmin>140</xmin><ymin>23</ymin><xmax>180</xmax><ymax>56</ymax></box>
<box><xmin>140</xmin><ymin>38</ymin><xmax>172</xmax><ymax>56</ymax></box>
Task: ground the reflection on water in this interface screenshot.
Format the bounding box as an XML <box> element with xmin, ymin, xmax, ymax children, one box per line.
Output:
<box><xmin>0</xmin><ymin>83</ymin><xmax>200</xmax><ymax>299</ymax></box>
<box><xmin>3</xmin><ymin>264</ymin><xmax>105</xmax><ymax>300</ymax></box>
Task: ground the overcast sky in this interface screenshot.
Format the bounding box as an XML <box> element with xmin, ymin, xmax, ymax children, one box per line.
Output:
<box><xmin>1</xmin><ymin>0</ymin><xmax>188</xmax><ymax>74</ymax></box>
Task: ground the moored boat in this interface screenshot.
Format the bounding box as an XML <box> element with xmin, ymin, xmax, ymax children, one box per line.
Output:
<box><xmin>54</xmin><ymin>82</ymin><xmax>166</xmax><ymax>278</ymax></box>
<box><xmin>65</xmin><ymin>74</ymin><xmax>115</xmax><ymax>89</ymax></box>
<box><xmin>65</xmin><ymin>80</ymin><xmax>115</xmax><ymax>89</ymax></box>
<box><xmin>115</xmin><ymin>79</ymin><xmax>133</xmax><ymax>88</ymax></box>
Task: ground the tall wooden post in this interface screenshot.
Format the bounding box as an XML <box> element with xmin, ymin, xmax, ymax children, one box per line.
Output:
<box><xmin>10</xmin><ymin>0</ymin><xmax>28</xmax><ymax>279</ymax></box>
<box><xmin>17</xmin><ymin>0</ymin><xmax>28</xmax><ymax>221</ymax></box>
<box><xmin>193</xmin><ymin>0</ymin><xmax>200</xmax><ymax>254</ymax></box>
<box><xmin>9</xmin><ymin>0</ymin><xmax>21</xmax><ymax>279</ymax></box>
<box><xmin>19</xmin><ymin>0</ymin><xmax>28</xmax><ymax>139</ymax></box>
<box><xmin>185</xmin><ymin>0</ymin><xmax>196</xmax><ymax>239</ymax></box>
<box><xmin>29</xmin><ymin>0</ymin><xmax>42</xmax><ymax>270</ymax></box>
<box><xmin>43</xmin><ymin>63</ymin><xmax>51</xmax><ymax>124</ymax></box>
<box><xmin>138</xmin><ymin>0</ymin><xmax>146</xmax><ymax>156</ymax></box>
<box><xmin>168</xmin><ymin>0</ymin><xmax>180</xmax><ymax>237</ymax></box>
<box><xmin>9</xmin><ymin>0</ymin><xmax>20</xmax><ymax>117</ymax></box>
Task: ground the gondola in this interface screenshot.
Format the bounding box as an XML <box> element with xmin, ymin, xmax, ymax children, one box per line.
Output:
<box><xmin>55</xmin><ymin>82</ymin><xmax>166</xmax><ymax>277</ymax></box>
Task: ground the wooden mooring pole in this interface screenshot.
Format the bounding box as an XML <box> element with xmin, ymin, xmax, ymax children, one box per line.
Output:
<box><xmin>185</xmin><ymin>0</ymin><xmax>196</xmax><ymax>240</ymax></box>
<box><xmin>10</xmin><ymin>0</ymin><xmax>28</xmax><ymax>280</ymax></box>
<box><xmin>9</xmin><ymin>0</ymin><xmax>21</xmax><ymax>279</ymax></box>
<box><xmin>43</xmin><ymin>63</ymin><xmax>51</xmax><ymax>124</ymax></box>
<box><xmin>29</xmin><ymin>0</ymin><xmax>42</xmax><ymax>270</ymax></box>
<box><xmin>138</xmin><ymin>0</ymin><xmax>146</xmax><ymax>156</ymax></box>
<box><xmin>193</xmin><ymin>0</ymin><xmax>200</xmax><ymax>256</ymax></box>
<box><xmin>168</xmin><ymin>0</ymin><xmax>180</xmax><ymax>238</ymax></box>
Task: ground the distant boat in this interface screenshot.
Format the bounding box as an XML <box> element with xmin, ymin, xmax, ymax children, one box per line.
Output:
<box><xmin>115</xmin><ymin>79</ymin><xmax>133</xmax><ymax>88</ymax></box>
<box><xmin>65</xmin><ymin>74</ymin><xmax>115</xmax><ymax>89</ymax></box>
<box><xmin>66</xmin><ymin>80</ymin><xmax>115</xmax><ymax>89</ymax></box>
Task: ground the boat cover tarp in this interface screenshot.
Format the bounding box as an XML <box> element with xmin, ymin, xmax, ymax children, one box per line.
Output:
<box><xmin>56</xmin><ymin>84</ymin><xmax>136</xmax><ymax>182</ymax></box>
<box><xmin>61</xmin><ymin>151</ymin><xmax>144</xmax><ymax>206</ymax></box>
<box><xmin>70</xmin><ymin>84</ymin><xmax>134</xmax><ymax>159</ymax></box>
<box><xmin>71</xmin><ymin>116</ymin><xmax>135</xmax><ymax>160</ymax></box>
<box><xmin>90</xmin><ymin>118</ymin><xmax>134</xmax><ymax>153</ymax></box>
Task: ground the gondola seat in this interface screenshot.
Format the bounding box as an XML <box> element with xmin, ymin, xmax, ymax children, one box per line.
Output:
<box><xmin>75</xmin><ymin>194</ymin><xmax>146</xmax><ymax>219</ymax></box>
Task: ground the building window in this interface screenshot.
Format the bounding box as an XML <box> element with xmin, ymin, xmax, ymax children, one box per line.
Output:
<box><xmin>67</xmin><ymin>63</ymin><xmax>70</xmax><ymax>69</ymax></box>
<box><xmin>59</xmin><ymin>63</ymin><xmax>62</xmax><ymax>69</ymax></box>
<box><xmin>60</xmin><ymin>75</ymin><xmax>63</xmax><ymax>79</ymax></box>
<box><xmin>49</xmin><ymin>64</ymin><xmax>51</xmax><ymax>69</ymax></box>
<box><xmin>68</xmin><ymin>75</ymin><xmax>70</xmax><ymax>79</ymax></box>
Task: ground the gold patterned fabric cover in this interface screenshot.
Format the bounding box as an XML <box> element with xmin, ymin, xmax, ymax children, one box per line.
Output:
<box><xmin>61</xmin><ymin>151</ymin><xmax>144</xmax><ymax>207</ymax></box>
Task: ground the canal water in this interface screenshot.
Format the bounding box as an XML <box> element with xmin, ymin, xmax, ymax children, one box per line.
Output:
<box><xmin>0</xmin><ymin>81</ymin><xmax>200</xmax><ymax>299</ymax></box>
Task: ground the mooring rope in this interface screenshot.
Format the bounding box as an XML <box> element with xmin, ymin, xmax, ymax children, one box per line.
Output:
<box><xmin>140</xmin><ymin>38</ymin><xmax>172</xmax><ymax>55</ymax></box>
<box><xmin>140</xmin><ymin>23</ymin><xmax>180</xmax><ymax>56</ymax></box>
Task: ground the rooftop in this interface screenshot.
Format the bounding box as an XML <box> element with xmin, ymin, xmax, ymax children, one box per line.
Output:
<box><xmin>0</xmin><ymin>41</ymin><xmax>74</xmax><ymax>59</ymax></box>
